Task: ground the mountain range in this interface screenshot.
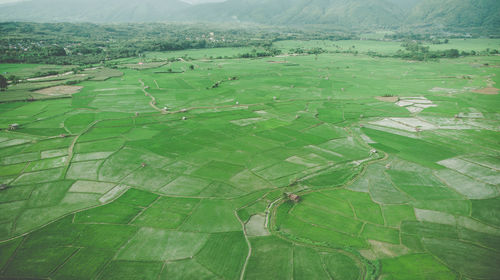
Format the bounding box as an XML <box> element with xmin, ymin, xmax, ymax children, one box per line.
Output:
<box><xmin>0</xmin><ymin>0</ymin><xmax>498</xmax><ymax>30</ymax></box>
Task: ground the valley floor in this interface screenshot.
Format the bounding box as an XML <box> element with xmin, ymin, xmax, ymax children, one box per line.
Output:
<box><xmin>0</xmin><ymin>39</ymin><xmax>499</xmax><ymax>279</ymax></box>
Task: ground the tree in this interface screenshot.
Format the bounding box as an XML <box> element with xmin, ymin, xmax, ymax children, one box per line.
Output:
<box><xmin>8</xmin><ymin>75</ymin><xmax>19</xmax><ymax>85</ymax></box>
<box><xmin>444</xmin><ymin>49</ymin><xmax>459</xmax><ymax>58</ymax></box>
<box><xmin>0</xmin><ymin>75</ymin><xmax>7</xmax><ymax>91</ymax></box>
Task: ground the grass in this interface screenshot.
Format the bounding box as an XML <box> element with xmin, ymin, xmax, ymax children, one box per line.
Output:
<box><xmin>471</xmin><ymin>197</ymin><xmax>500</xmax><ymax>227</ymax></box>
<box><xmin>3</xmin><ymin>246</ymin><xmax>77</xmax><ymax>278</ymax></box>
<box><xmin>0</xmin><ymin>38</ymin><xmax>499</xmax><ymax>279</ymax></box>
<box><xmin>116</xmin><ymin>228</ymin><xmax>208</xmax><ymax>261</ymax></box>
<box><xmin>160</xmin><ymin>259</ymin><xmax>217</xmax><ymax>280</ymax></box>
<box><xmin>245</xmin><ymin>236</ymin><xmax>293</xmax><ymax>280</ymax></box>
<box><xmin>380</xmin><ymin>253</ymin><xmax>456</xmax><ymax>279</ymax></box>
<box><xmin>321</xmin><ymin>252</ymin><xmax>361</xmax><ymax>280</ymax></box>
<box><xmin>195</xmin><ymin>231</ymin><xmax>248</xmax><ymax>279</ymax></box>
<box><xmin>97</xmin><ymin>260</ymin><xmax>163</xmax><ymax>280</ymax></box>
<box><xmin>293</xmin><ymin>246</ymin><xmax>331</xmax><ymax>279</ymax></box>
<box><xmin>52</xmin><ymin>248</ymin><xmax>115</xmax><ymax>280</ymax></box>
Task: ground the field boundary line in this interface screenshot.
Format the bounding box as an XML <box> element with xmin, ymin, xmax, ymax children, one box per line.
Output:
<box><xmin>0</xmin><ymin>236</ymin><xmax>26</xmax><ymax>274</ymax></box>
<box><xmin>128</xmin><ymin>196</ymin><xmax>161</xmax><ymax>224</ymax></box>
<box><xmin>139</xmin><ymin>79</ymin><xmax>163</xmax><ymax>113</ymax></box>
<box><xmin>50</xmin><ymin>247</ymin><xmax>81</xmax><ymax>276</ymax></box>
<box><xmin>62</xmin><ymin>120</ymin><xmax>99</xmax><ymax>179</ymax></box>
<box><xmin>235</xmin><ymin>210</ymin><xmax>251</xmax><ymax>280</ymax></box>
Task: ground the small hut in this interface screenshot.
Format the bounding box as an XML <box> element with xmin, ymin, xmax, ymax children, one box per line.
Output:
<box><xmin>9</xmin><ymin>124</ymin><xmax>19</xmax><ymax>130</ymax></box>
<box><xmin>288</xmin><ymin>193</ymin><xmax>301</xmax><ymax>203</ymax></box>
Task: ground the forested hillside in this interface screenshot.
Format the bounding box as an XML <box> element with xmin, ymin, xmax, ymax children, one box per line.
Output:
<box><xmin>185</xmin><ymin>0</ymin><xmax>404</xmax><ymax>26</ymax></box>
<box><xmin>0</xmin><ymin>0</ymin><xmax>189</xmax><ymax>22</ymax></box>
<box><xmin>0</xmin><ymin>0</ymin><xmax>499</xmax><ymax>31</ymax></box>
<box><xmin>407</xmin><ymin>0</ymin><xmax>500</xmax><ymax>28</ymax></box>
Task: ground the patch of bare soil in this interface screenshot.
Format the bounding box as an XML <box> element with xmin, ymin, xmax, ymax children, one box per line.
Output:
<box><xmin>35</xmin><ymin>86</ymin><xmax>83</xmax><ymax>96</ymax></box>
<box><xmin>472</xmin><ymin>87</ymin><xmax>499</xmax><ymax>95</ymax></box>
<box><xmin>27</xmin><ymin>71</ymin><xmax>74</xmax><ymax>82</ymax></box>
<box><xmin>376</xmin><ymin>96</ymin><xmax>399</xmax><ymax>102</ymax></box>
<box><xmin>123</xmin><ymin>62</ymin><xmax>167</xmax><ymax>69</ymax></box>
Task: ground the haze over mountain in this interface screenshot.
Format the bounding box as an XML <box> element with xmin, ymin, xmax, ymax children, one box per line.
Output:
<box><xmin>185</xmin><ymin>0</ymin><xmax>404</xmax><ymax>26</ymax></box>
<box><xmin>407</xmin><ymin>0</ymin><xmax>500</xmax><ymax>28</ymax></box>
<box><xmin>0</xmin><ymin>0</ymin><xmax>498</xmax><ymax>30</ymax></box>
<box><xmin>0</xmin><ymin>0</ymin><xmax>190</xmax><ymax>23</ymax></box>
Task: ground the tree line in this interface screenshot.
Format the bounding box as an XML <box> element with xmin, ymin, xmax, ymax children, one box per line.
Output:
<box><xmin>0</xmin><ymin>22</ymin><xmax>357</xmax><ymax>65</ymax></box>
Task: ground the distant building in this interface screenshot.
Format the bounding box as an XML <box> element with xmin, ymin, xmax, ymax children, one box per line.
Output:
<box><xmin>288</xmin><ymin>193</ymin><xmax>301</xmax><ymax>203</ymax></box>
<box><xmin>9</xmin><ymin>124</ymin><xmax>19</xmax><ymax>130</ymax></box>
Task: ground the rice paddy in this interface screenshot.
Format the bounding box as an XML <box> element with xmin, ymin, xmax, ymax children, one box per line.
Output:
<box><xmin>0</xmin><ymin>39</ymin><xmax>499</xmax><ymax>279</ymax></box>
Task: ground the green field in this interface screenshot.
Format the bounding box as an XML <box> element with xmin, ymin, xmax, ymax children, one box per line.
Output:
<box><xmin>0</xmin><ymin>39</ymin><xmax>499</xmax><ymax>279</ymax></box>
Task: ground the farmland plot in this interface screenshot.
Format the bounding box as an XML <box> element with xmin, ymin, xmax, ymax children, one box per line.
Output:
<box><xmin>0</xmin><ymin>39</ymin><xmax>499</xmax><ymax>279</ymax></box>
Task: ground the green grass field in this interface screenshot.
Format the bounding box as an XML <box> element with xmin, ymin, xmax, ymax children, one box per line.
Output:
<box><xmin>0</xmin><ymin>39</ymin><xmax>499</xmax><ymax>279</ymax></box>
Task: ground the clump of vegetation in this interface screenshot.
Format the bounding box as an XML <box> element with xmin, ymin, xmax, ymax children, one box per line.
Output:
<box><xmin>0</xmin><ymin>22</ymin><xmax>356</xmax><ymax>65</ymax></box>
<box><xmin>0</xmin><ymin>74</ymin><xmax>7</xmax><ymax>91</ymax></box>
<box><xmin>237</xmin><ymin>47</ymin><xmax>282</xmax><ymax>58</ymax></box>
<box><xmin>289</xmin><ymin>47</ymin><xmax>326</xmax><ymax>55</ymax></box>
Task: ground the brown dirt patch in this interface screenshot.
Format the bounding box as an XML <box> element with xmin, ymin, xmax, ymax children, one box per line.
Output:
<box><xmin>376</xmin><ymin>96</ymin><xmax>399</xmax><ymax>102</ymax></box>
<box><xmin>35</xmin><ymin>86</ymin><xmax>83</xmax><ymax>96</ymax></box>
<box><xmin>472</xmin><ymin>87</ymin><xmax>499</xmax><ymax>95</ymax></box>
<box><xmin>122</xmin><ymin>62</ymin><xmax>167</xmax><ymax>69</ymax></box>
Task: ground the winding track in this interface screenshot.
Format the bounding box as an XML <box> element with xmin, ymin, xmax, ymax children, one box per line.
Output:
<box><xmin>260</xmin><ymin>127</ymin><xmax>390</xmax><ymax>279</ymax></box>
<box><xmin>139</xmin><ymin>79</ymin><xmax>163</xmax><ymax>113</ymax></box>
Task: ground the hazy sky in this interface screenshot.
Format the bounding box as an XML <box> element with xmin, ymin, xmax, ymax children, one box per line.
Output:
<box><xmin>0</xmin><ymin>0</ymin><xmax>225</xmax><ymax>3</ymax></box>
<box><xmin>183</xmin><ymin>0</ymin><xmax>225</xmax><ymax>3</ymax></box>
